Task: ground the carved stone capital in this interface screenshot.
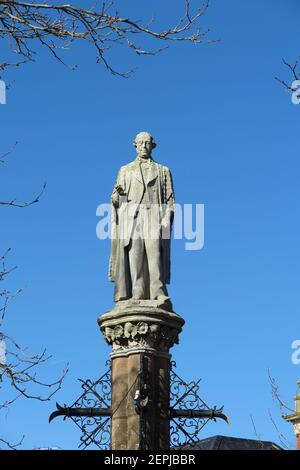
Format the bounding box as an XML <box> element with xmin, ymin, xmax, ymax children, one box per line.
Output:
<box><xmin>98</xmin><ymin>302</ymin><xmax>184</xmax><ymax>353</ymax></box>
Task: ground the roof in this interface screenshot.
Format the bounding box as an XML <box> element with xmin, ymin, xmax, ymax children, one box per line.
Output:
<box><xmin>181</xmin><ymin>435</ymin><xmax>282</xmax><ymax>450</ymax></box>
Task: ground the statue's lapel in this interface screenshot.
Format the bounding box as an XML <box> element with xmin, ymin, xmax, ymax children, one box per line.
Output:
<box><xmin>132</xmin><ymin>161</ymin><xmax>144</xmax><ymax>185</ymax></box>
<box><xmin>131</xmin><ymin>159</ymin><xmax>158</xmax><ymax>185</ymax></box>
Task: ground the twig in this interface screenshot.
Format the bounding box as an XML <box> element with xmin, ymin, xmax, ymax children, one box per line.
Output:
<box><xmin>0</xmin><ymin>182</ymin><xmax>46</xmax><ymax>208</ymax></box>
<box><xmin>0</xmin><ymin>435</ymin><xmax>24</xmax><ymax>449</ymax></box>
<box><xmin>268</xmin><ymin>369</ymin><xmax>294</xmax><ymax>414</ymax></box>
<box><xmin>268</xmin><ymin>409</ymin><xmax>292</xmax><ymax>450</ymax></box>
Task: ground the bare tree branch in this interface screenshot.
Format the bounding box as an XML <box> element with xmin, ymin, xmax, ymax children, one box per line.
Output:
<box><xmin>0</xmin><ymin>0</ymin><xmax>212</xmax><ymax>76</ymax></box>
<box><xmin>0</xmin><ymin>144</ymin><xmax>46</xmax><ymax>207</ymax></box>
<box><xmin>0</xmin><ymin>250</ymin><xmax>68</xmax><ymax>405</ymax></box>
<box><xmin>0</xmin><ymin>142</ymin><xmax>18</xmax><ymax>164</ymax></box>
<box><xmin>0</xmin><ymin>181</ymin><xmax>46</xmax><ymax>208</ymax></box>
<box><xmin>267</xmin><ymin>409</ymin><xmax>292</xmax><ymax>450</ymax></box>
<box><xmin>250</xmin><ymin>414</ymin><xmax>264</xmax><ymax>448</ymax></box>
<box><xmin>268</xmin><ymin>369</ymin><xmax>294</xmax><ymax>415</ymax></box>
<box><xmin>0</xmin><ymin>435</ymin><xmax>24</xmax><ymax>450</ymax></box>
<box><xmin>1</xmin><ymin>347</ymin><xmax>69</xmax><ymax>402</ymax></box>
<box><xmin>275</xmin><ymin>56</ymin><xmax>300</xmax><ymax>93</ymax></box>
<box><xmin>0</xmin><ymin>231</ymin><xmax>68</xmax><ymax>448</ymax></box>
<box><xmin>0</xmin><ymin>249</ymin><xmax>19</xmax><ymax>324</ymax></box>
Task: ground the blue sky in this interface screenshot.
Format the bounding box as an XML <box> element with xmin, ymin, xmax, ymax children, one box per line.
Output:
<box><xmin>1</xmin><ymin>0</ymin><xmax>300</xmax><ymax>449</ymax></box>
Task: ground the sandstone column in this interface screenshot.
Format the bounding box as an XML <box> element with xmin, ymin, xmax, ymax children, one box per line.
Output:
<box><xmin>98</xmin><ymin>300</ymin><xmax>184</xmax><ymax>450</ymax></box>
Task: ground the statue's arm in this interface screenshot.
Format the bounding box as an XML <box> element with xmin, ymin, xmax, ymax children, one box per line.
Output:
<box><xmin>166</xmin><ymin>168</ymin><xmax>175</xmax><ymax>210</ymax></box>
<box><xmin>162</xmin><ymin>167</ymin><xmax>175</xmax><ymax>226</ymax></box>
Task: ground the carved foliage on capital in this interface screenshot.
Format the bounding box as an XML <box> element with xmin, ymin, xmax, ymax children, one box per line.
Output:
<box><xmin>103</xmin><ymin>320</ymin><xmax>180</xmax><ymax>352</ymax></box>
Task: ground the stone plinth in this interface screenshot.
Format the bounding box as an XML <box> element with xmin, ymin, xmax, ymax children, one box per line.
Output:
<box><xmin>97</xmin><ymin>300</ymin><xmax>184</xmax><ymax>450</ymax></box>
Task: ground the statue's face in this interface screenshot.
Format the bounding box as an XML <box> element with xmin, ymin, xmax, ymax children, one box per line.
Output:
<box><xmin>135</xmin><ymin>134</ymin><xmax>153</xmax><ymax>159</ymax></box>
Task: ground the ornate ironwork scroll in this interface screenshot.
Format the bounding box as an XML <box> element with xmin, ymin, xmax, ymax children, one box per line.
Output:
<box><xmin>169</xmin><ymin>361</ymin><xmax>228</xmax><ymax>449</ymax></box>
<box><xmin>49</xmin><ymin>362</ymin><xmax>111</xmax><ymax>450</ymax></box>
<box><xmin>50</xmin><ymin>359</ymin><xmax>228</xmax><ymax>450</ymax></box>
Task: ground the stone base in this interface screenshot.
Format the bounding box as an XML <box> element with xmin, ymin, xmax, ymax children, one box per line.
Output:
<box><xmin>114</xmin><ymin>297</ymin><xmax>173</xmax><ymax>312</ymax></box>
<box><xmin>97</xmin><ymin>301</ymin><xmax>185</xmax><ymax>354</ymax></box>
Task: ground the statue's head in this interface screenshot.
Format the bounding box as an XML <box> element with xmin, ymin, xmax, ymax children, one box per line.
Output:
<box><xmin>133</xmin><ymin>131</ymin><xmax>156</xmax><ymax>159</ymax></box>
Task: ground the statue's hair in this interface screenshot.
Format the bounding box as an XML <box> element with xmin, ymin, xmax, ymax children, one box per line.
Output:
<box><xmin>133</xmin><ymin>131</ymin><xmax>157</xmax><ymax>149</ymax></box>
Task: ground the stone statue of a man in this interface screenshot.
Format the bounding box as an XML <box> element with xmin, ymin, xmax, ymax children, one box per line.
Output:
<box><xmin>109</xmin><ymin>132</ymin><xmax>175</xmax><ymax>309</ymax></box>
